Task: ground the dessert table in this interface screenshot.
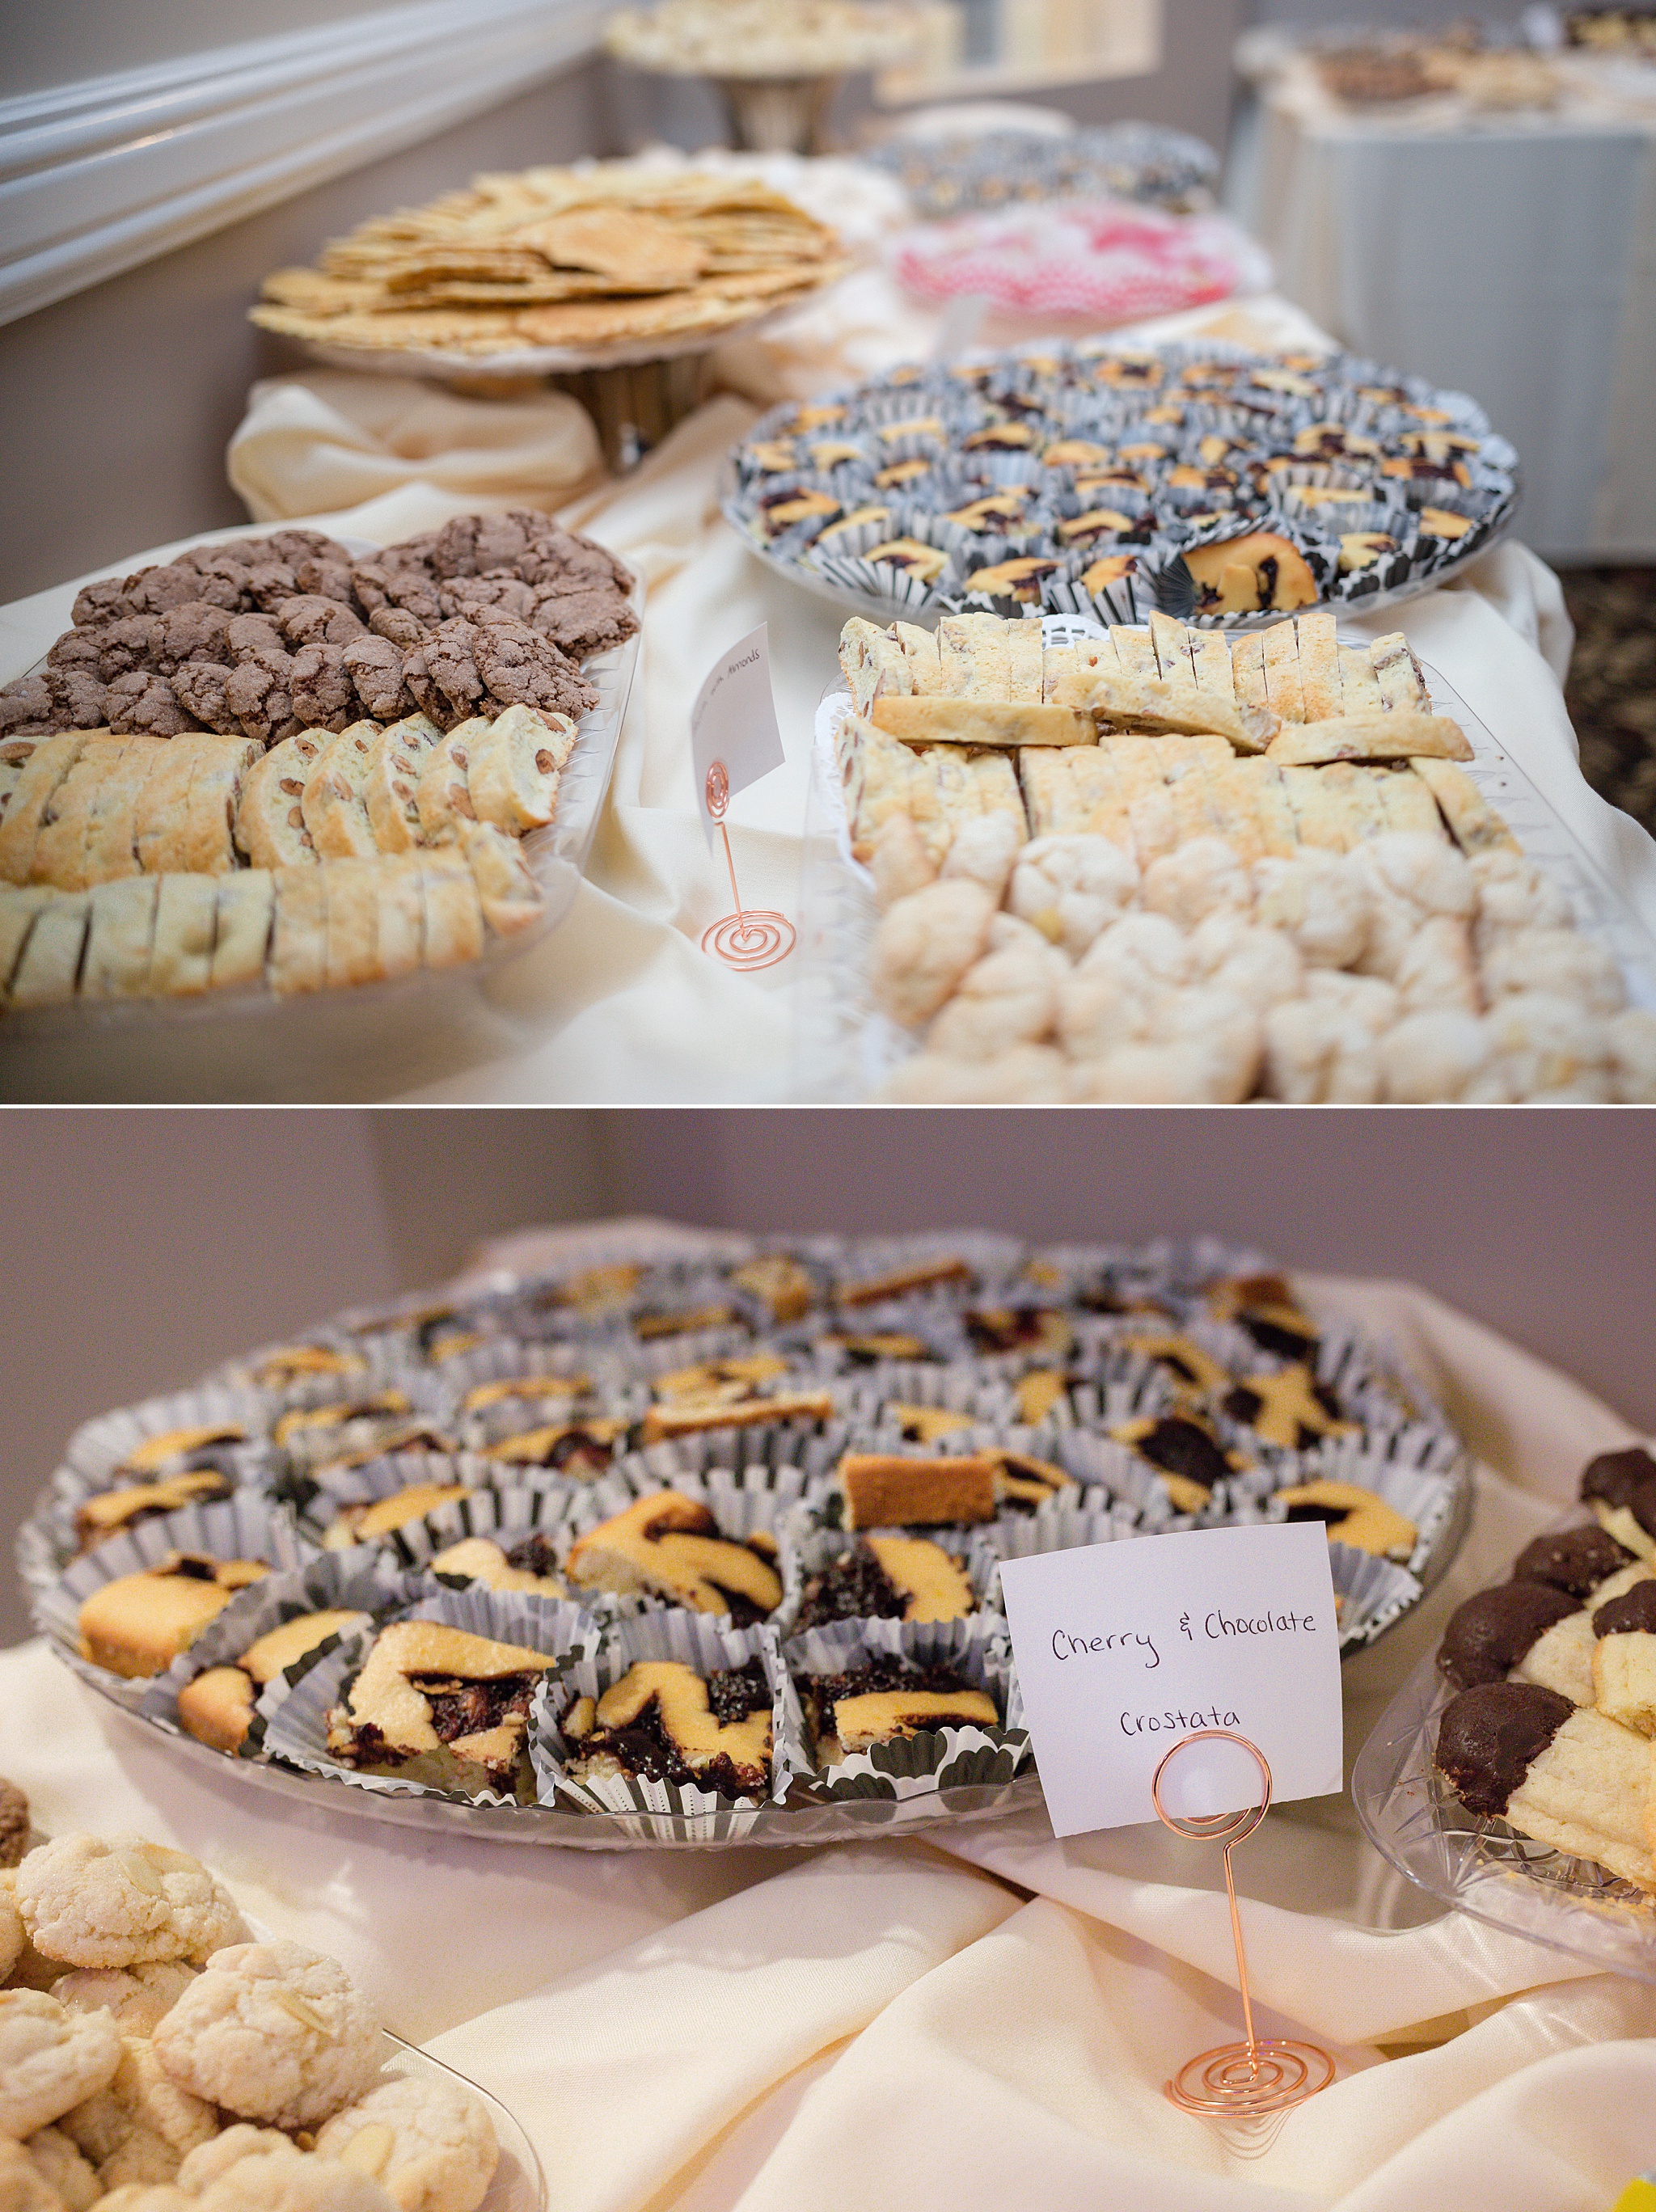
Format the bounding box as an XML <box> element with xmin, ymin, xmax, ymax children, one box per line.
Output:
<box><xmin>1227</xmin><ymin>48</ymin><xmax>1656</xmax><ymax>562</ymax></box>
<box><xmin>6</xmin><ymin>1266</ymin><xmax>1653</xmax><ymax>2210</ymax></box>
<box><xmin>3</xmin><ymin>289</ymin><xmax>1654</xmax><ymax>1104</ymax></box>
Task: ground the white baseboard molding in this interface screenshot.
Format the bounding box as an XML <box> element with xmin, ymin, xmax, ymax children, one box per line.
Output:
<box><xmin>0</xmin><ymin>0</ymin><xmax>610</xmax><ymax>328</ymax></box>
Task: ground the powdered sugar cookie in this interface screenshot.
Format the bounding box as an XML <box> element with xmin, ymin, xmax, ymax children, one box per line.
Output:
<box><xmin>17</xmin><ymin>1836</ymin><xmax>246</xmax><ymax>1969</ymax></box>
<box><xmin>315</xmin><ymin>2074</ymin><xmax>497</xmax><ymax>2212</ymax></box>
<box><xmin>51</xmin><ymin>1964</ymin><xmax>197</xmax><ymax>2036</ymax></box>
<box><xmin>153</xmin><ymin>1941</ymin><xmax>380</xmax><ymax>2130</ymax></box>
<box><xmin>60</xmin><ymin>2034</ymin><xmax>217</xmax><ymax>2186</ymax></box>
<box><xmin>0</xmin><ymin>1991</ymin><xmax>122</xmax><ymax>2138</ymax></box>
<box><xmin>196</xmin><ymin>2152</ymin><xmax>397</xmax><ymax>2212</ymax></box>
<box><xmin>0</xmin><ymin>2138</ymin><xmax>62</xmax><ymax>2212</ymax></box>
<box><xmin>23</xmin><ymin>2125</ymin><xmax>99</xmax><ymax>2212</ymax></box>
<box><xmin>177</xmin><ymin>2129</ymin><xmax>302</xmax><ymax>2194</ymax></box>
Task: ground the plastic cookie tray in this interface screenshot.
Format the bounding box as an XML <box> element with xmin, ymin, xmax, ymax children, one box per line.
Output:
<box><xmin>21</xmin><ymin>1229</ymin><xmax>1473</xmax><ymax>1852</ymax></box>
<box><xmin>0</xmin><ymin>559</ymin><xmax>640</xmax><ymax>1096</ymax></box>
<box><xmin>791</xmin><ymin>621</ymin><xmax>1656</xmax><ymax>1104</ymax></box>
<box><xmin>1352</xmin><ymin>1513</ymin><xmax>1656</xmax><ymax>1987</ymax></box>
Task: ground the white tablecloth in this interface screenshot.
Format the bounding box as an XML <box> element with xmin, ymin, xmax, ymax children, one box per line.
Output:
<box><xmin>1228</xmin><ymin>61</ymin><xmax>1656</xmax><ymax>561</ymax></box>
<box><xmin>6</xmin><ymin>1269</ymin><xmax>1654</xmax><ymax>2210</ymax></box>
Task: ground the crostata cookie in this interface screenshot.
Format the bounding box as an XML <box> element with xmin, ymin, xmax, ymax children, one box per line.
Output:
<box><xmin>560</xmin><ymin>1657</ymin><xmax>773</xmax><ymax>1797</ymax></box>
<box><xmin>564</xmin><ymin>1493</ymin><xmax>782</xmax><ymax>1623</ymax></box>
<box><xmin>325</xmin><ymin>1621</ymin><xmax>560</xmax><ymax>1798</ymax></box>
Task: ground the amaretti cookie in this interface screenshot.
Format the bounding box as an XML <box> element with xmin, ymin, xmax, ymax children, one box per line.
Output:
<box><xmin>560</xmin><ymin>1657</ymin><xmax>773</xmax><ymax>1797</ymax></box>
<box><xmin>564</xmin><ymin>1493</ymin><xmax>782</xmax><ymax>1623</ymax></box>
<box><xmin>78</xmin><ymin>1557</ymin><xmax>270</xmax><ymax>1678</ymax></box>
<box><xmin>151</xmin><ymin>1940</ymin><xmax>380</xmax><ymax>2130</ymax></box>
<box><xmin>312</xmin><ymin>2073</ymin><xmax>497</xmax><ymax>2212</ymax></box>
<box><xmin>324</xmin><ymin>1620</ymin><xmax>561</xmax><ymax>1798</ymax></box>
<box><xmin>15</xmin><ymin>1834</ymin><xmax>246</xmax><ymax>1969</ymax></box>
<box><xmin>796</xmin><ymin>1537</ymin><xmax>974</xmax><ymax>1629</ymax></box>
<box><xmin>0</xmin><ymin>1992</ymin><xmax>122</xmax><ymax>2138</ymax></box>
<box><xmin>176</xmin><ymin>1611</ymin><xmax>369</xmax><ymax>1754</ymax></box>
<box><xmin>798</xmin><ymin>1657</ymin><xmax>997</xmax><ymax>1766</ymax></box>
<box><xmin>1434</xmin><ymin>1679</ymin><xmax>1656</xmax><ymax>1892</ymax></box>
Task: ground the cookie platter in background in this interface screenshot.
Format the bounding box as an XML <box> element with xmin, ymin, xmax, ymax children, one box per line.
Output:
<box><xmin>0</xmin><ymin>1803</ymin><xmax>543</xmax><ymax>2212</ymax></box>
<box><xmin>865</xmin><ymin>121</ymin><xmax>1220</xmax><ymax>221</ymax></box>
<box><xmin>722</xmin><ymin>339</ymin><xmax>1519</xmax><ymax>629</ymax></box>
<box><xmin>0</xmin><ymin>514</ymin><xmax>640</xmax><ymax>1020</ymax></box>
<box><xmin>21</xmin><ymin>1233</ymin><xmax>1472</xmax><ymax>1848</ymax></box>
<box><xmin>800</xmin><ymin>609</ymin><xmax>1656</xmax><ymax>1103</ymax></box>
<box><xmin>253</xmin><ymin>163</ymin><xmax>851</xmax><ymax>377</ymax></box>
<box><xmin>1354</xmin><ymin>1442</ymin><xmax>1656</xmax><ymax>1984</ymax></box>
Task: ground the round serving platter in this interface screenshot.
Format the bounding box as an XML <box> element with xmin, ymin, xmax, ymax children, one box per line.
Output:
<box><xmin>22</xmin><ymin>1232</ymin><xmax>1475</xmax><ymax>1851</ymax></box>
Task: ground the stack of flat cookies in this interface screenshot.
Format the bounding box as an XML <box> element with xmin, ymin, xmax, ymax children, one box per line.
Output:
<box><xmin>254</xmin><ymin>165</ymin><xmax>849</xmax><ymax>360</ymax></box>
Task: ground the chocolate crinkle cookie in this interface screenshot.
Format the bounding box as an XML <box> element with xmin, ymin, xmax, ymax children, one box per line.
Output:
<box><xmin>0</xmin><ymin>1775</ymin><xmax>28</xmax><ymax>1866</ymax></box>
<box><xmin>0</xmin><ymin>673</ymin><xmax>53</xmax><ymax>736</ymax></box>
<box><xmin>106</xmin><ymin>670</ymin><xmax>195</xmax><ymax>736</ymax></box>
<box><xmin>276</xmin><ymin>594</ymin><xmax>365</xmax><ymax>650</ymax></box>
<box><xmin>350</xmin><ymin>558</ymin><xmax>444</xmax><ymax>626</ymax></box>
<box><xmin>404</xmin><ymin>614</ymin><xmax>598</xmax><ymax>729</ymax></box>
<box><xmin>341</xmin><ymin>633</ymin><xmax>414</xmax><ymax>722</ymax></box>
<box><xmin>529</xmin><ymin>585</ymin><xmax>639</xmax><ymax>659</ymax></box>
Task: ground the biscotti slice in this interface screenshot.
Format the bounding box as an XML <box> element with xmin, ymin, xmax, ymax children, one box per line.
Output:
<box><xmin>1371</xmin><ymin>631</ymin><xmax>1430</xmax><ymax>711</ymax></box>
<box><xmin>149</xmin><ymin>872</ymin><xmax>218</xmax><ymax>995</ymax></box>
<box><xmin>1295</xmin><ymin>610</ymin><xmax>1342</xmax><ymax>720</ymax></box>
<box><xmin>937</xmin><ymin>613</ymin><xmax>1011</xmax><ymax>701</ymax></box>
<box><xmin>0</xmin><ymin>737</ymin><xmax>35</xmax><ymax>827</ymax></box>
<box><xmin>892</xmin><ymin>623</ymin><xmax>948</xmax><ymax>695</ymax></box>
<box><xmin>1148</xmin><ymin>610</ymin><xmax>1197</xmax><ymax>685</ymax></box>
<box><xmin>460</xmin><ymin>821</ymin><xmax>543</xmax><ymax>936</ymax></box>
<box><xmin>321</xmin><ymin>857</ymin><xmax>381</xmax><ymax>989</ymax></box>
<box><xmin>1337</xmin><ymin>643</ymin><xmax>1384</xmax><ymax>712</ymax></box>
<box><xmin>1110</xmin><ymin>625</ymin><xmax>1159</xmax><ymax>681</ymax></box>
<box><xmin>839</xmin><ymin>618</ymin><xmax>911</xmax><ymax>714</ymax></box>
<box><xmin>1409</xmin><ymin>758</ymin><xmax>1521</xmax><ymax>855</ymax></box>
<box><xmin>301</xmin><ymin>721</ymin><xmax>381</xmax><ymax>859</ymax></box>
<box><xmin>1261</xmin><ymin>618</ymin><xmax>1306</xmax><ymax>723</ymax></box>
<box><xmin>1372</xmin><ymin>763</ymin><xmax>1450</xmax><ymax>839</ymax></box>
<box><xmin>362</xmin><ymin>713</ymin><xmax>442</xmax><ymax>854</ymax></box>
<box><xmin>1228</xmin><ymin>754</ymin><xmax>1299</xmax><ymax>856</ymax></box>
<box><xmin>374</xmin><ymin>855</ymin><xmax>425</xmax><ymax>980</ymax></box>
<box><xmin>1049</xmin><ymin>665</ymin><xmax>1274</xmax><ymax>754</ymax></box>
<box><xmin>0</xmin><ymin>884</ymin><xmax>54</xmax><ymax>997</ymax></box>
<box><xmin>234</xmin><ymin>731</ymin><xmax>327</xmax><ymax>868</ymax></box>
<box><xmin>1230</xmin><ymin>632</ymin><xmax>1268</xmax><ymax>711</ymax></box>
<box><xmin>921</xmin><ymin>746</ymin><xmax>1026</xmax><ymax>835</ymax></box>
<box><xmin>1268</xmin><ymin>711</ymin><xmax>1472</xmax><ymax>766</ymax></box>
<box><xmin>1281</xmin><ymin>765</ymin><xmax>1354</xmax><ymax>852</ymax></box>
<box><xmin>268</xmin><ymin>863</ymin><xmax>328</xmax><ymax>994</ymax></box>
<box><xmin>82</xmin><ymin>734</ymin><xmax>167</xmax><ymax>885</ymax></box>
<box><xmin>839</xmin><ymin>712</ymin><xmax>948</xmax><ymax>865</ymax></box>
<box><xmin>9</xmin><ymin>891</ymin><xmax>89</xmax><ymax>1003</ymax></box>
<box><xmin>1003</xmin><ymin>617</ymin><xmax>1045</xmax><ymax>703</ymax></box>
<box><xmin>467</xmin><ymin>703</ymin><xmax>570</xmax><ymax>834</ymax></box>
<box><xmin>838</xmin><ymin>1451</ymin><xmax>999</xmax><ymax>1529</ymax></box>
<box><xmin>415</xmin><ymin>722</ymin><xmax>485</xmax><ymax>844</ymax></box>
<box><xmin>1189</xmin><ymin>627</ymin><xmax>1236</xmax><ymax>703</ymax></box>
<box><xmin>0</xmin><ymin>730</ymin><xmax>92</xmax><ymax>884</ymax></box>
<box><xmin>28</xmin><ymin>733</ymin><xmax>128</xmax><ymax>889</ymax></box>
<box><xmin>418</xmin><ymin>848</ymin><xmax>485</xmax><ymax>968</ymax></box>
<box><xmin>82</xmin><ymin>874</ymin><xmax>160</xmax><ymax>997</ymax></box>
<box><xmin>1202</xmin><ymin>758</ymin><xmax>1268</xmax><ymax>863</ymax></box>
<box><xmin>131</xmin><ymin>735</ymin><xmax>209</xmax><ymax>876</ymax></box>
<box><xmin>870</xmin><ymin>696</ymin><xmax>1095</xmax><ymax>749</ymax></box>
<box><xmin>1316</xmin><ymin>762</ymin><xmax>1388</xmax><ymax>842</ymax></box>
<box><xmin>209</xmin><ymin>871</ymin><xmax>275</xmax><ymax>991</ymax></box>
<box><xmin>178</xmin><ymin>736</ymin><xmax>264</xmax><ymax>875</ymax></box>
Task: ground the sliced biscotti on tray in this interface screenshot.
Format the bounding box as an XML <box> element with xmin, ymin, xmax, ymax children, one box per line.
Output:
<box><xmin>0</xmin><ymin>824</ymin><xmax>543</xmax><ymax>1010</ymax></box>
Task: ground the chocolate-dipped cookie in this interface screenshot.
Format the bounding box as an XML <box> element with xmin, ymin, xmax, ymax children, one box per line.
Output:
<box><xmin>1578</xmin><ymin>1446</ymin><xmax>1656</xmax><ymax>1563</ymax></box>
<box><xmin>1511</xmin><ymin>1524</ymin><xmax>1637</xmax><ymax>1601</ymax></box>
<box><xmin>1434</xmin><ymin>1678</ymin><xmax>1656</xmax><ymax>1892</ymax></box>
<box><xmin>1592</xmin><ymin>1577</ymin><xmax>1656</xmax><ymax>1737</ymax></box>
<box><xmin>1437</xmin><ymin>1581</ymin><xmax>1577</xmax><ymax>1691</ymax></box>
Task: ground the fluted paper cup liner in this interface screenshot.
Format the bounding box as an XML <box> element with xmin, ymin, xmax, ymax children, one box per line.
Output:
<box><xmin>1254</xmin><ymin>1437</ymin><xmax>1468</xmax><ymax>1585</ymax></box>
<box><xmin>782</xmin><ymin>1612</ymin><xmax>1028</xmax><ymax>1808</ymax></box>
<box><xmin>374</xmin><ymin>1480</ymin><xmax>595</xmax><ymax>1589</ymax></box>
<box><xmin>1054</xmin><ymin>1430</ymin><xmax>1215</xmax><ymax>1529</ymax></box>
<box><xmin>264</xmin><ymin>1582</ymin><xmax>601</xmax><ymax>1809</ymax></box>
<box><xmin>549</xmin><ymin>1463</ymin><xmax>811</xmax><ymax>1625</ymax></box>
<box><xmin>775</xmin><ymin>1518</ymin><xmax>1001</xmax><ymax>1637</ymax></box>
<box><xmin>296</xmin><ymin>1446</ymin><xmax>589</xmax><ymax>1547</ymax></box>
<box><xmin>35</xmin><ymin>1492</ymin><xmax>316</xmax><ymax>1709</ymax></box>
<box><xmin>206</xmin><ymin>1327</ymin><xmax>414</xmax><ymax>1398</ymax></box>
<box><xmin>530</xmin><ymin>1610</ymin><xmax>805</xmax><ymax>1830</ymax></box>
<box><xmin>139</xmin><ymin>1549</ymin><xmax>431</xmax><ymax>1752</ymax></box>
<box><xmin>57</xmin><ymin>1385</ymin><xmax>277</xmax><ymax>1499</ymax></box>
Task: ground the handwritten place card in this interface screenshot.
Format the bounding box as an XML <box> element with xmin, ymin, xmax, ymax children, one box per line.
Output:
<box><xmin>691</xmin><ymin>623</ymin><xmax>784</xmax><ymax>847</ymax></box>
<box><xmin>999</xmin><ymin>1522</ymin><xmax>1343</xmax><ymax>1838</ymax></box>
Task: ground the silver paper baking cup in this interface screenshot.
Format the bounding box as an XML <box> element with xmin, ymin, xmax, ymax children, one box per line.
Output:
<box><xmin>138</xmin><ymin>1548</ymin><xmax>430</xmax><ymax>1751</ymax></box>
<box><xmin>57</xmin><ymin>1386</ymin><xmax>277</xmax><ymax>1496</ymax></box>
<box><xmin>782</xmin><ymin>1611</ymin><xmax>1028</xmax><ymax>1806</ymax></box>
<box><xmin>777</xmin><ymin>1518</ymin><xmax>1000</xmax><ymax>1638</ymax></box>
<box><xmin>35</xmin><ymin>1491</ymin><xmax>316</xmax><ymax>1709</ymax></box>
<box><xmin>554</xmin><ymin>1463</ymin><xmax>808</xmax><ymax>1625</ymax></box>
<box><xmin>295</xmin><ymin>1446</ymin><xmax>584</xmax><ymax>1546</ymax></box>
<box><xmin>264</xmin><ymin>1581</ymin><xmax>601</xmax><ymax>1809</ymax></box>
<box><xmin>530</xmin><ymin>1610</ymin><xmax>805</xmax><ymax>1831</ymax></box>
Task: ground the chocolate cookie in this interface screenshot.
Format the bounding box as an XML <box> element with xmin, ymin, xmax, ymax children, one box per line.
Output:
<box><xmin>1579</xmin><ymin>1446</ymin><xmax>1656</xmax><ymax>1511</ymax></box>
<box><xmin>105</xmin><ymin>672</ymin><xmax>194</xmax><ymax>737</ymax></box>
<box><xmin>1510</xmin><ymin>1524</ymin><xmax>1637</xmax><ymax>1600</ymax></box>
<box><xmin>1437</xmin><ymin>1581</ymin><xmax>1578</xmax><ymax>1691</ymax></box>
<box><xmin>1434</xmin><ymin>1679</ymin><xmax>1574</xmax><ymax>1815</ymax></box>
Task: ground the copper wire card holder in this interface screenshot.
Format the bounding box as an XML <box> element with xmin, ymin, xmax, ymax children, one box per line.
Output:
<box><xmin>700</xmin><ymin>761</ymin><xmax>795</xmax><ymax>970</ymax></box>
<box><xmin>1151</xmin><ymin>1730</ymin><xmax>1335</xmax><ymax>2118</ymax></box>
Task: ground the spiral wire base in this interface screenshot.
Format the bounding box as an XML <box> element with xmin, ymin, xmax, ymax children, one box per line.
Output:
<box><xmin>701</xmin><ymin>910</ymin><xmax>796</xmax><ymax>970</ymax></box>
<box><xmin>1166</xmin><ymin>2039</ymin><xmax>1335</xmax><ymax>2117</ymax></box>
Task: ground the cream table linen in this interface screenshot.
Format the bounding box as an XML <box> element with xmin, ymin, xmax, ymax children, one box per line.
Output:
<box><xmin>3</xmin><ymin>1273</ymin><xmax>1654</xmax><ymax>2210</ymax></box>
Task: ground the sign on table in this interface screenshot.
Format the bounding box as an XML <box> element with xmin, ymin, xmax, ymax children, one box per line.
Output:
<box><xmin>691</xmin><ymin>623</ymin><xmax>783</xmax><ymax>847</ymax></box>
<box><xmin>1000</xmin><ymin>1522</ymin><xmax>1342</xmax><ymax>1838</ymax></box>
